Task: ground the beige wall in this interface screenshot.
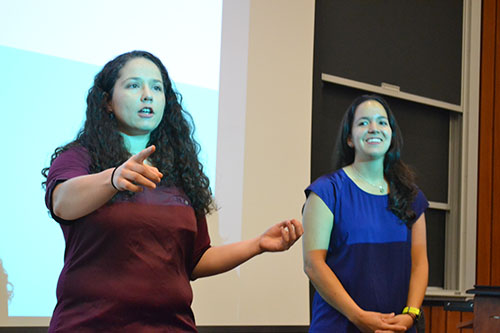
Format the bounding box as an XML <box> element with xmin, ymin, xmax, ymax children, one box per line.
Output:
<box><xmin>192</xmin><ymin>0</ymin><xmax>314</xmax><ymax>326</ymax></box>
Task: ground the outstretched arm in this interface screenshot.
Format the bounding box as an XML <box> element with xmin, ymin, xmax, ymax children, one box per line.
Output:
<box><xmin>52</xmin><ymin>145</ymin><xmax>163</xmax><ymax>220</ymax></box>
<box><xmin>302</xmin><ymin>193</ymin><xmax>407</xmax><ymax>332</ymax></box>
<box><xmin>191</xmin><ymin>219</ymin><xmax>303</xmax><ymax>279</ymax></box>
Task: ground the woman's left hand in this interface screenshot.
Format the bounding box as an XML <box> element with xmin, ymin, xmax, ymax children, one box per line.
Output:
<box><xmin>258</xmin><ymin>219</ymin><xmax>304</xmax><ymax>252</ymax></box>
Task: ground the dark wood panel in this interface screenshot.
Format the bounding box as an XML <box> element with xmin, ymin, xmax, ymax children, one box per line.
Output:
<box><xmin>445</xmin><ymin>310</ymin><xmax>461</xmax><ymax>333</ymax></box>
<box><xmin>423</xmin><ymin>306</ymin><xmax>431</xmax><ymax>332</ymax></box>
<box><xmin>430</xmin><ymin>306</ymin><xmax>446</xmax><ymax>332</ymax></box>
<box><xmin>459</xmin><ymin>311</ymin><xmax>474</xmax><ymax>331</ymax></box>
<box><xmin>422</xmin><ymin>306</ymin><xmax>432</xmax><ymax>332</ymax></box>
<box><xmin>422</xmin><ymin>306</ymin><xmax>479</xmax><ymax>332</ymax></box>
<box><xmin>477</xmin><ymin>0</ymin><xmax>496</xmax><ymax>286</ymax></box>
<box><xmin>492</xmin><ymin>0</ymin><xmax>500</xmax><ymax>286</ymax></box>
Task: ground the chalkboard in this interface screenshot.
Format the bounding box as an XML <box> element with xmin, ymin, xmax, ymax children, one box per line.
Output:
<box><xmin>314</xmin><ymin>0</ymin><xmax>463</xmax><ymax>105</ymax></box>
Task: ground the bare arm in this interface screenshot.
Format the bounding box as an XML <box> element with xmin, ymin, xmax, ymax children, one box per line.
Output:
<box><xmin>191</xmin><ymin>219</ymin><xmax>303</xmax><ymax>279</ymax></box>
<box><xmin>302</xmin><ymin>193</ymin><xmax>407</xmax><ymax>332</ymax></box>
<box><xmin>382</xmin><ymin>214</ymin><xmax>428</xmax><ymax>332</ymax></box>
<box><xmin>52</xmin><ymin>145</ymin><xmax>163</xmax><ymax>220</ymax></box>
<box><xmin>406</xmin><ymin>214</ymin><xmax>428</xmax><ymax>309</ymax></box>
<box><xmin>384</xmin><ymin>214</ymin><xmax>428</xmax><ymax>332</ymax></box>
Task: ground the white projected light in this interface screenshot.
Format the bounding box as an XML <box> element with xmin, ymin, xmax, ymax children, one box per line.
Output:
<box><xmin>0</xmin><ymin>0</ymin><xmax>222</xmax><ymax>324</ymax></box>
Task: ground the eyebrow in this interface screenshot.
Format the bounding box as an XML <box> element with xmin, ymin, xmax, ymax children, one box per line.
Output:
<box><xmin>356</xmin><ymin>115</ymin><xmax>388</xmax><ymax>121</ymax></box>
<box><xmin>123</xmin><ymin>77</ymin><xmax>163</xmax><ymax>84</ymax></box>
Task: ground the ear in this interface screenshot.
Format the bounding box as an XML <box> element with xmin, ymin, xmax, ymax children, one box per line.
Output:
<box><xmin>106</xmin><ymin>101</ymin><xmax>114</xmax><ymax>114</ymax></box>
<box><xmin>347</xmin><ymin>136</ymin><xmax>354</xmax><ymax>148</ymax></box>
<box><xmin>104</xmin><ymin>92</ymin><xmax>113</xmax><ymax>113</ymax></box>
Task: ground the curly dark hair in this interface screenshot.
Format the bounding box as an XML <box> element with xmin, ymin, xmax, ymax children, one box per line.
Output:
<box><xmin>42</xmin><ymin>50</ymin><xmax>214</xmax><ymax>217</ymax></box>
<box><xmin>332</xmin><ymin>94</ymin><xmax>418</xmax><ymax>227</ymax></box>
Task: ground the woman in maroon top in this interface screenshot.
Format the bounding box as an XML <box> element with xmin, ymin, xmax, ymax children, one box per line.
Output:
<box><xmin>42</xmin><ymin>50</ymin><xmax>303</xmax><ymax>332</ymax></box>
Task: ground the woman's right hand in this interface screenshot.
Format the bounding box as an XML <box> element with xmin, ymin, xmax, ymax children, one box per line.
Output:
<box><xmin>351</xmin><ymin>310</ymin><xmax>407</xmax><ymax>332</ymax></box>
<box><xmin>52</xmin><ymin>145</ymin><xmax>163</xmax><ymax>220</ymax></box>
<box><xmin>111</xmin><ymin>145</ymin><xmax>163</xmax><ymax>192</ymax></box>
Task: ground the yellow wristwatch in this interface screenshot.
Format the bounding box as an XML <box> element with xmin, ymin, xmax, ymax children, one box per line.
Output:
<box><xmin>402</xmin><ymin>306</ymin><xmax>422</xmax><ymax>322</ymax></box>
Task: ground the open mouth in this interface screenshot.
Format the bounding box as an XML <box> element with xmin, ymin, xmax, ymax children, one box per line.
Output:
<box><xmin>366</xmin><ymin>137</ymin><xmax>382</xmax><ymax>143</ymax></box>
<box><xmin>138</xmin><ymin>107</ymin><xmax>154</xmax><ymax>114</ymax></box>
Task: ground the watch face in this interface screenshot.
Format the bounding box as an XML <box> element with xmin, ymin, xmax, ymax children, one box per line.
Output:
<box><xmin>415</xmin><ymin>310</ymin><xmax>421</xmax><ymax>320</ymax></box>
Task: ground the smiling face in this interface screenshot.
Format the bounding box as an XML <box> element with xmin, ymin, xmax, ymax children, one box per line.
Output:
<box><xmin>110</xmin><ymin>57</ymin><xmax>166</xmax><ymax>136</ymax></box>
<box><xmin>347</xmin><ymin>99</ymin><xmax>392</xmax><ymax>162</ymax></box>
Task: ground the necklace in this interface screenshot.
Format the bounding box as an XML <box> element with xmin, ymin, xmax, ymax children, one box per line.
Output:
<box><xmin>351</xmin><ymin>165</ymin><xmax>386</xmax><ymax>193</ymax></box>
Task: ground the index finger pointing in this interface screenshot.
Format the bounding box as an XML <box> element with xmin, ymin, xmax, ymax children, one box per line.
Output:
<box><xmin>133</xmin><ymin>145</ymin><xmax>156</xmax><ymax>163</ymax></box>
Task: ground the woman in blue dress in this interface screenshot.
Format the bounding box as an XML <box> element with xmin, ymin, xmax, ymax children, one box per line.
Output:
<box><xmin>302</xmin><ymin>95</ymin><xmax>428</xmax><ymax>332</ymax></box>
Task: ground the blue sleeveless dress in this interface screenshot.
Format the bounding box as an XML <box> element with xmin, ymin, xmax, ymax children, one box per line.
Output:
<box><xmin>306</xmin><ymin>169</ymin><xmax>428</xmax><ymax>333</ymax></box>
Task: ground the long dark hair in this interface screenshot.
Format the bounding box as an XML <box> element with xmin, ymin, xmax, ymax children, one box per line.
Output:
<box><xmin>42</xmin><ymin>50</ymin><xmax>214</xmax><ymax>217</ymax></box>
<box><xmin>333</xmin><ymin>94</ymin><xmax>418</xmax><ymax>226</ymax></box>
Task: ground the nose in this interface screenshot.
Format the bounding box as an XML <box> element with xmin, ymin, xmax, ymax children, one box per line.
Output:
<box><xmin>368</xmin><ymin>121</ymin><xmax>380</xmax><ymax>133</ymax></box>
<box><xmin>141</xmin><ymin>87</ymin><xmax>153</xmax><ymax>103</ymax></box>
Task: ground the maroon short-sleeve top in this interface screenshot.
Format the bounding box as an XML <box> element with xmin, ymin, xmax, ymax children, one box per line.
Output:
<box><xmin>45</xmin><ymin>146</ymin><xmax>211</xmax><ymax>332</ymax></box>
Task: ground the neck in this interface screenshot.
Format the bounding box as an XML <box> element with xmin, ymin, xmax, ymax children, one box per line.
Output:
<box><xmin>120</xmin><ymin>132</ymin><xmax>150</xmax><ymax>155</ymax></box>
<box><xmin>351</xmin><ymin>158</ymin><xmax>385</xmax><ymax>182</ymax></box>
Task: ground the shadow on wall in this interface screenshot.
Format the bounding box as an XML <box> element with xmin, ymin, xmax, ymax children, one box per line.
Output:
<box><xmin>0</xmin><ymin>259</ymin><xmax>13</xmax><ymax>319</ymax></box>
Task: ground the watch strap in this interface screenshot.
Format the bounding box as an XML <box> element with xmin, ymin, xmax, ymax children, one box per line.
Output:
<box><xmin>402</xmin><ymin>306</ymin><xmax>422</xmax><ymax>321</ymax></box>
